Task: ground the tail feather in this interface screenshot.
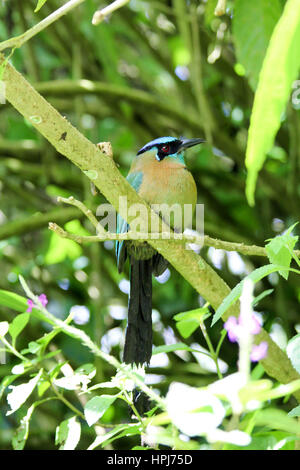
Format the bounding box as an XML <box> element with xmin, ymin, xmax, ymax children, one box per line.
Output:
<box><xmin>123</xmin><ymin>258</ymin><xmax>152</xmax><ymax>366</ymax></box>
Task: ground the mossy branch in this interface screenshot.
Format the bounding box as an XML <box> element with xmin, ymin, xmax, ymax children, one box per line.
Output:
<box><xmin>2</xmin><ymin>55</ymin><xmax>300</xmax><ymax>400</ymax></box>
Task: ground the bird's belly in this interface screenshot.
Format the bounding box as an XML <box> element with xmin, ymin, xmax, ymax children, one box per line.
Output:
<box><xmin>138</xmin><ymin>167</ymin><xmax>197</xmax><ymax>232</ymax></box>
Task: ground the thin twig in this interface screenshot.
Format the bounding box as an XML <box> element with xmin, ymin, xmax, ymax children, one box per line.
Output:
<box><xmin>48</xmin><ymin>218</ymin><xmax>300</xmax><ymax>260</ymax></box>
<box><xmin>0</xmin><ymin>0</ymin><xmax>85</xmax><ymax>52</ymax></box>
<box><xmin>92</xmin><ymin>0</ymin><xmax>130</xmax><ymax>25</ymax></box>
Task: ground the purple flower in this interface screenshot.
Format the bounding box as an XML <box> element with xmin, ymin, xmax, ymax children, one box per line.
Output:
<box><xmin>224</xmin><ymin>316</ymin><xmax>240</xmax><ymax>343</ymax></box>
<box><xmin>38</xmin><ymin>294</ymin><xmax>48</xmax><ymax>307</ymax></box>
<box><xmin>250</xmin><ymin>342</ymin><xmax>268</xmax><ymax>362</ymax></box>
<box><xmin>224</xmin><ymin>313</ymin><xmax>262</xmax><ymax>343</ymax></box>
<box><xmin>26</xmin><ymin>293</ymin><xmax>48</xmax><ymax>313</ymax></box>
<box><xmin>26</xmin><ymin>299</ymin><xmax>34</xmax><ymax>313</ymax></box>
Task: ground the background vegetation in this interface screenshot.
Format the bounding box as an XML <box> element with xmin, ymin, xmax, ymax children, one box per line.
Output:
<box><xmin>1</xmin><ymin>0</ymin><xmax>300</xmax><ymax>450</ymax></box>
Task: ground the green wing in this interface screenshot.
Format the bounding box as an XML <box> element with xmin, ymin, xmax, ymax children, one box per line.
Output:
<box><xmin>116</xmin><ymin>172</ymin><xmax>143</xmax><ymax>272</ymax></box>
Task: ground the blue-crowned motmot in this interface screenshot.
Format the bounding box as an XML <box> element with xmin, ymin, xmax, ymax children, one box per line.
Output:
<box><xmin>116</xmin><ymin>136</ymin><xmax>204</xmax><ymax>366</ymax></box>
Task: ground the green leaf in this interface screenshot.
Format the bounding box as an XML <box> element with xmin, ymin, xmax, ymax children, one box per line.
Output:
<box><xmin>34</xmin><ymin>0</ymin><xmax>48</xmax><ymax>12</ymax></box>
<box><xmin>286</xmin><ymin>333</ymin><xmax>300</xmax><ymax>374</ymax></box>
<box><xmin>174</xmin><ymin>307</ymin><xmax>210</xmax><ymax>338</ymax></box>
<box><xmin>12</xmin><ymin>404</ymin><xmax>35</xmax><ymax>450</ymax></box>
<box><xmin>245</xmin><ymin>0</ymin><xmax>300</xmax><ymax>205</ymax></box>
<box><xmin>0</xmin><ymin>375</ymin><xmax>19</xmax><ymax>400</ymax></box>
<box><xmin>252</xmin><ymin>289</ymin><xmax>274</xmax><ymax>307</ymax></box>
<box><xmin>6</xmin><ymin>369</ymin><xmax>43</xmax><ymax>416</ymax></box>
<box><xmin>84</xmin><ymin>395</ymin><xmax>118</xmax><ymax>427</ymax></box>
<box><xmin>288</xmin><ymin>405</ymin><xmax>300</xmax><ymax>417</ymax></box>
<box><xmin>55</xmin><ymin>416</ymin><xmax>81</xmax><ymax>450</ymax></box>
<box><xmin>0</xmin><ymin>289</ymin><xmax>28</xmax><ymax>312</ymax></box>
<box><xmin>9</xmin><ymin>313</ymin><xmax>30</xmax><ymax>345</ymax></box>
<box><xmin>265</xmin><ymin>224</ymin><xmax>298</xmax><ymax>279</ymax></box>
<box><xmin>87</xmin><ymin>423</ymin><xmax>141</xmax><ymax>450</ymax></box>
<box><xmin>254</xmin><ymin>408</ymin><xmax>300</xmax><ymax>434</ymax></box>
<box><xmin>152</xmin><ymin>343</ymin><xmax>195</xmax><ymax>355</ymax></box>
<box><xmin>233</xmin><ymin>0</ymin><xmax>282</xmax><ymax>89</ymax></box>
<box><xmin>0</xmin><ymin>289</ymin><xmax>46</xmax><ymax>323</ymax></box>
<box><xmin>211</xmin><ymin>264</ymin><xmax>296</xmax><ymax>326</ymax></box>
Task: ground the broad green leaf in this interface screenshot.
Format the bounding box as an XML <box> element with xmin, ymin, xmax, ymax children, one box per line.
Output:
<box><xmin>87</xmin><ymin>423</ymin><xmax>141</xmax><ymax>450</ymax></box>
<box><xmin>0</xmin><ymin>289</ymin><xmax>28</xmax><ymax>312</ymax></box>
<box><xmin>254</xmin><ymin>408</ymin><xmax>300</xmax><ymax>434</ymax></box>
<box><xmin>288</xmin><ymin>405</ymin><xmax>300</xmax><ymax>417</ymax></box>
<box><xmin>245</xmin><ymin>0</ymin><xmax>300</xmax><ymax>205</ymax></box>
<box><xmin>84</xmin><ymin>395</ymin><xmax>118</xmax><ymax>427</ymax></box>
<box><xmin>174</xmin><ymin>307</ymin><xmax>210</xmax><ymax>339</ymax></box>
<box><xmin>0</xmin><ymin>289</ymin><xmax>46</xmax><ymax>323</ymax></box>
<box><xmin>34</xmin><ymin>0</ymin><xmax>48</xmax><ymax>12</ymax></box>
<box><xmin>9</xmin><ymin>313</ymin><xmax>30</xmax><ymax>345</ymax></box>
<box><xmin>211</xmin><ymin>264</ymin><xmax>298</xmax><ymax>326</ymax></box>
<box><xmin>265</xmin><ymin>224</ymin><xmax>298</xmax><ymax>279</ymax></box>
<box><xmin>233</xmin><ymin>0</ymin><xmax>282</xmax><ymax>89</ymax></box>
<box><xmin>0</xmin><ymin>321</ymin><xmax>9</xmax><ymax>337</ymax></box>
<box><xmin>6</xmin><ymin>369</ymin><xmax>43</xmax><ymax>415</ymax></box>
<box><xmin>12</xmin><ymin>404</ymin><xmax>35</xmax><ymax>450</ymax></box>
<box><xmin>55</xmin><ymin>416</ymin><xmax>81</xmax><ymax>450</ymax></box>
<box><xmin>286</xmin><ymin>333</ymin><xmax>300</xmax><ymax>373</ymax></box>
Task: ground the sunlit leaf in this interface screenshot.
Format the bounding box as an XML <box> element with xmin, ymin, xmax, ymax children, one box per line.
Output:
<box><xmin>9</xmin><ymin>313</ymin><xmax>30</xmax><ymax>345</ymax></box>
<box><xmin>245</xmin><ymin>0</ymin><xmax>300</xmax><ymax>205</ymax></box>
<box><xmin>6</xmin><ymin>369</ymin><xmax>43</xmax><ymax>416</ymax></box>
<box><xmin>12</xmin><ymin>404</ymin><xmax>35</xmax><ymax>450</ymax></box>
<box><xmin>233</xmin><ymin>0</ymin><xmax>282</xmax><ymax>89</ymax></box>
<box><xmin>34</xmin><ymin>0</ymin><xmax>48</xmax><ymax>13</ymax></box>
<box><xmin>288</xmin><ymin>405</ymin><xmax>300</xmax><ymax>417</ymax></box>
<box><xmin>84</xmin><ymin>395</ymin><xmax>118</xmax><ymax>427</ymax></box>
<box><xmin>265</xmin><ymin>223</ymin><xmax>299</xmax><ymax>279</ymax></box>
<box><xmin>211</xmin><ymin>264</ymin><xmax>299</xmax><ymax>326</ymax></box>
<box><xmin>87</xmin><ymin>423</ymin><xmax>141</xmax><ymax>450</ymax></box>
<box><xmin>55</xmin><ymin>416</ymin><xmax>81</xmax><ymax>450</ymax></box>
<box><xmin>174</xmin><ymin>307</ymin><xmax>210</xmax><ymax>338</ymax></box>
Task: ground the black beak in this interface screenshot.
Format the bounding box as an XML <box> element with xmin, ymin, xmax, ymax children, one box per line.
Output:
<box><xmin>179</xmin><ymin>138</ymin><xmax>205</xmax><ymax>150</ymax></box>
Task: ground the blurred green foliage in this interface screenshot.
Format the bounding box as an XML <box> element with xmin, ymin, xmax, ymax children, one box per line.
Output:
<box><xmin>0</xmin><ymin>0</ymin><xmax>300</xmax><ymax>450</ymax></box>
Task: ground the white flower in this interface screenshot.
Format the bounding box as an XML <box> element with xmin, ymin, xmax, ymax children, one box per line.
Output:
<box><xmin>166</xmin><ymin>382</ymin><xmax>225</xmax><ymax>437</ymax></box>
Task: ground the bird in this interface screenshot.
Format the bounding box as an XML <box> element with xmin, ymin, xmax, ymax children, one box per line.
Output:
<box><xmin>116</xmin><ymin>136</ymin><xmax>204</xmax><ymax>367</ymax></box>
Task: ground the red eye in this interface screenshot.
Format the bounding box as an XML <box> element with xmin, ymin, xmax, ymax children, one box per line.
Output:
<box><xmin>161</xmin><ymin>145</ymin><xmax>169</xmax><ymax>153</ymax></box>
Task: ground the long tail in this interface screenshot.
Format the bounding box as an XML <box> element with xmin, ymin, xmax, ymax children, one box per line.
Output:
<box><xmin>123</xmin><ymin>257</ymin><xmax>152</xmax><ymax>366</ymax></box>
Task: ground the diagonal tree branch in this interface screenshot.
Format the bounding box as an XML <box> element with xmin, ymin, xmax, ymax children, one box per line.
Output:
<box><xmin>2</xmin><ymin>55</ymin><xmax>300</xmax><ymax>400</ymax></box>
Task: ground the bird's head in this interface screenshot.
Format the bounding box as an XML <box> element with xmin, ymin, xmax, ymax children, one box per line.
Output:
<box><xmin>136</xmin><ymin>136</ymin><xmax>204</xmax><ymax>165</ymax></box>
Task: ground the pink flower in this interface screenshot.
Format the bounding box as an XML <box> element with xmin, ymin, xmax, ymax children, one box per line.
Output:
<box><xmin>26</xmin><ymin>294</ymin><xmax>48</xmax><ymax>313</ymax></box>
<box><xmin>38</xmin><ymin>294</ymin><xmax>48</xmax><ymax>307</ymax></box>
<box><xmin>26</xmin><ymin>299</ymin><xmax>34</xmax><ymax>313</ymax></box>
<box><xmin>224</xmin><ymin>316</ymin><xmax>240</xmax><ymax>343</ymax></box>
<box><xmin>224</xmin><ymin>313</ymin><xmax>262</xmax><ymax>343</ymax></box>
<box><xmin>250</xmin><ymin>342</ymin><xmax>268</xmax><ymax>362</ymax></box>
